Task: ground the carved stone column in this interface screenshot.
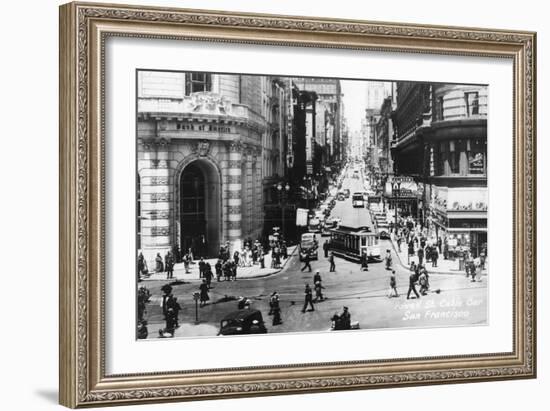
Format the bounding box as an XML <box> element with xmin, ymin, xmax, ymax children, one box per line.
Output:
<box><xmin>244</xmin><ymin>146</ymin><xmax>253</xmax><ymax>237</ymax></box>
<box><xmin>138</xmin><ymin>138</ymin><xmax>174</xmax><ymax>268</ymax></box>
<box><xmin>226</xmin><ymin>141</ymin><xmax>243</xmax><ymax>250</ymax></box>
<box><xmin>251</xmin><ymin>148</ymin><xmax>262</xmax><ymax>236</ymax></box>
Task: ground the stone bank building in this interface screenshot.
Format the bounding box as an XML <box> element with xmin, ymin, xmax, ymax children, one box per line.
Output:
<box><xmin>137</xmin><ymin>71</ymin><xmax>276</xmax><ymax>264</ymax></box>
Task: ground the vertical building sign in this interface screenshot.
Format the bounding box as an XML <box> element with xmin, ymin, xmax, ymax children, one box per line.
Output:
<box><xmin>279</xmin><ymin>86</ymin><xmax>284</xmax><ymax>173</ymax></box>
<box><xmin>286</xmin><ymin>78</ymin><xmax>294</xmax><ymax>169</ymax></box>
<box><xmin>305</xmin><ymin>110</ymin><xmax>313</xmax><ymax>174</ymax></box>
<box><xmin>296</xmin><ymin>208</ymin><xmax>308</xmax><ymax>226</ymax></box>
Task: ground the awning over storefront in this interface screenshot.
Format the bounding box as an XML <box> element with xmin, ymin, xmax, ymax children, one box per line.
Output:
<box><xmin>444</xmin><ymin>227</ymin><xmax>487</xmax><ymax>232</ymax></box>
<box><xmin>383</xmin><ymin>179</ymin><xmax>419</xmax><ymax>198</ymax></box>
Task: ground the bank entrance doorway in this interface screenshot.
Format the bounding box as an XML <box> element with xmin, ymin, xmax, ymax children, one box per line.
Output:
<box><xmin>179</xmin><ymin>160</ymin><xmax>221</xmax><ymax>258</ymax></box>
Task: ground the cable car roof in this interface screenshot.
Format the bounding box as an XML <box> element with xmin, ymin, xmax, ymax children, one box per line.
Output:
<box><xmin>331</xmin><ymin>225</ymin><xmax>374</xmax><ymax>234</ymax></box>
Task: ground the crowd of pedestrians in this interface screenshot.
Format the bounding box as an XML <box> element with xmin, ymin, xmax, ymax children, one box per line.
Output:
<box><xmin>137</xmin><ymin>236</ymin><xmax>291</xmax><ymax>283</ymax></box>
<box><xmin>392</xmin><ymin>216</ymin><xmax>487</xmax><ymax>277</ymax></box>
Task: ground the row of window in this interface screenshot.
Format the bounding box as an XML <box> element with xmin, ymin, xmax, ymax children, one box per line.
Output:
<box><xmin>435</xmin><ymin>91</ymin><xmax>480</xmax><ymax>120</ymax></box>
<box><xmin>432</xmin><ymin>139</ymin><xmax>486</xmax><ymax>176</ymax></box>
<box><xmin>187</xmin><ymin>73</ymin><xmax>212</xmax><ymax>93</ymax></box>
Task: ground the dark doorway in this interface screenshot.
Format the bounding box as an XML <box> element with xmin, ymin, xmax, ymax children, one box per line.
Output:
<box><xmin>180</xmin><ymin>163</ymin><xmax>207</xmax><ymax>258</ymax></box>
<box><xmin>179</xmin><ymin>160</ymin><xmax>221</xmax><ymax>258</ymax></box>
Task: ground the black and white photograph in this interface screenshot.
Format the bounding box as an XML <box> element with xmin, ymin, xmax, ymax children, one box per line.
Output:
<box><xmin>135</xmin><ymin>70</ymin><xmax>488</xmax><ymax>339</ymax></box>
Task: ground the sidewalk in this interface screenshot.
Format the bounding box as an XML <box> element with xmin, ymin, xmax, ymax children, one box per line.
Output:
<box><xmin>389</xmin><ymin>236</ymin><xmax>488</xmax><ymax>276</ymax></box>
<box><xmin>140</xmin><ymin>246</ymin><xmax>297</xmax><ymax>282</ymax></box>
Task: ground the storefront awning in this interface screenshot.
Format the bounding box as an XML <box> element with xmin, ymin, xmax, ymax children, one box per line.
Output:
<box><xmin>444</xmin><ymin>227</ymin><xmax>487</xmax><ymax>232</ymax></box>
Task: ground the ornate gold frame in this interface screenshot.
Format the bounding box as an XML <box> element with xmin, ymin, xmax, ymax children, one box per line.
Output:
<box><xmin>59</xmin><ymin>1</ymin><xmax>536</xmax><ymax>408</ymax></box>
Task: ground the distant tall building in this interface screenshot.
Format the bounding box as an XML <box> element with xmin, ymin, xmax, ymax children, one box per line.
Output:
<box><xmin>292</xmin><ymin>77</ymin><xmax>343</xmax><ymax>165</ymax></box>
<box><xmin>361</xmin><ymin>82</ymin><xmax>395</xmax><ymax>190</ymax></box>
<box><xmin>365</xmin><ymin>81</ymin><xmax>392</xmax><ymax>110</ymax></box>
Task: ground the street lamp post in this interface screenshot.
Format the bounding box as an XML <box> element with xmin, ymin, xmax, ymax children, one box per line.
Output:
<box><xmin>276</xmin><ymin>182</ymin><xmax>291</xmax><ymax>240</ymax></box>
<box><xmin>192</xmin><ymin>292</ymin><xmax>200</xmax><ymax>324</ymax></box>
<box><xmin>303</xmin><ymin>176</ymin><xmax>312</xmax><ymax>211</ymax></box>
<box><xmin>392</xmin><ymin>181</ymin><xmax>401</xmax><ymax>232</ymax></box>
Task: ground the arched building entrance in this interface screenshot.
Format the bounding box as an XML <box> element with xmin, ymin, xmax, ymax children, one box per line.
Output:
<box><xmin>178</xmin><ymin>159</ymin><xmax>221</xmax><ymax>258</ymax></box>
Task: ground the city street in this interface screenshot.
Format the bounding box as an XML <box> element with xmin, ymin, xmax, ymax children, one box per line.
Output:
<box><xmin>142</xmin><ymin>172</ymin><xmax>487</xmax><ymax>338</ymax></box>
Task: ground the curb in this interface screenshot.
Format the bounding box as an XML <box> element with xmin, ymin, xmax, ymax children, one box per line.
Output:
<box><xmin>139</xmin><ymin>246</ymin><xmax>298</xmax><ymax>283</ymax></box>
<box><xmin>389</xmin><ymin>238</ymin><xmax>487</xmax><ymax>276</ymax></box>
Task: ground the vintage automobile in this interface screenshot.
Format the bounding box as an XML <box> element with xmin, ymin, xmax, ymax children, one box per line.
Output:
<box><xmin>218</xmin><ymin>309</ymin><xmax>268</xmax><ymax>336</ymax></box>
<box><xmin>321</xmin><ymin>218</ymin><xmax>338</xmax><ymax>236</ymax></box>
<box><xmin>300</xmin><ymin>232</ymin><xmax>319</xmax><ymax>260</ymax></box>
<box><xmin>308</xmin><ymin>217</ymin><xmax>322</xmax><ymax>233</ymax></box>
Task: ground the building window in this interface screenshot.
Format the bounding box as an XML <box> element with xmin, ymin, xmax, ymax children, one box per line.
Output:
<box><xmin>436</xmin><ymin>96</ymin><xmax>444</xmax><ymax>120</ymax></box>
<box><xmin>449</xmin><ymin>141</ymin><xmax>460</xmax><ymax>174</ymax></box>
<box><xmin>186</xmin><ymin>73</ymin><xmax>212</xmax><ymax>94</ymax></box>
<box><xmin>467</xmin><ymin>139</ymin><xmax>486</xmax><ymax>175</ymax></box>
<box><xmin>464</xmin><ymin>92</ymin><xmax>479</xmax><ymax>116</ymax></box>
<box><xmin>436</xmin><ymin>142</ymin><xmax>446</xmax><ymax>176</ymax></box>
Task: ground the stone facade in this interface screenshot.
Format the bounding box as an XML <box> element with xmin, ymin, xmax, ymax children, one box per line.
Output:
<box><xmin>392</xmin><ymin>83</ymin><xmax>488</xmax><ymax>256</ymax></box>
<box><xmin>137</xmin><ymin>72</ymin><xmax>266</xmax><ymax>265</ymax></box>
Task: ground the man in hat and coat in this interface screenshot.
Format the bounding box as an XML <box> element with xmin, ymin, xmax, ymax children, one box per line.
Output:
<box><xmin>328</xmin><ymin>252</ymin><xmax>336</xmax><ymax>272</ymax></box>
<box><xmin>301</xmin><ymin>284</ymin><xmax>315</xmax><ymax>313</ymax></box>
<box><xmin>407</xmin><ymin>270</ymin><xmax>421</xmax><ymax>299</ymax></box>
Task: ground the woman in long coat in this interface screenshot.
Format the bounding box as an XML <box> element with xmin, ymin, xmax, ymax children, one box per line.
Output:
<box><xmin>155</xmin><ymin>253</ymin><xmax>164</xmax><ymax>273</ymax></box>
<box><xmin>199</xmin><ymin>279</ymin><xmax>209</xmax><ymax>307</ymax></box>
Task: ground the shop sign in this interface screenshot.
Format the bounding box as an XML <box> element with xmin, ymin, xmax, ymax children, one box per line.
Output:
<box><xmin>390</xmin><ymin>176</ymin><xmax>414</xmax><ymax>184</ymax></box>
<box><xmin>469</xmin><ymin>153</ymin><xmax>485</xmax><ymax>173</ymax></box>
<box><xmin>296</xmin><ymin>208</ymin><xmax>308</xmax><ymax>226</ymax></box>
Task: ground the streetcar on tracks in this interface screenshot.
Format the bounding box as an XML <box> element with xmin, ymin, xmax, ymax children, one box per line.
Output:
<box><xmin>327</xmin><ymin>224</ymin><xmax>381</xmax><ymax>262</ymax></box>
<box><xmin>352</xmin><ymin>192</ymin><xmax>365</xmax><ymax>208</ymax></box>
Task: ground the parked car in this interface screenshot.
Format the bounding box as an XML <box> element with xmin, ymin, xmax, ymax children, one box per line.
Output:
<box><xmin>308</xmin><ymin>217</ymin><xmax>322</xmax><ymax>233</ymax></box>
<box><xmin>377</xmin><ymin>224</ymin><xmax>391</xmax><ymax>239</ymax></box>
<box><xmin>322</xmin><ymin>218</ymin><xmax>338</xmax><ymax>236</ymax></box>
<box><xmin>218</xmin><ymin>309</ymin><xmax>268</xmax><ymax>336</ymax></box>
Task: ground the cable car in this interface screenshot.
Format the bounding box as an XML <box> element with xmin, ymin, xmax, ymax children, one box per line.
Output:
<box><xmin>327</xmin><ymin>224</ymin><xmax>381</xmax><ymax>262</ymax></box>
